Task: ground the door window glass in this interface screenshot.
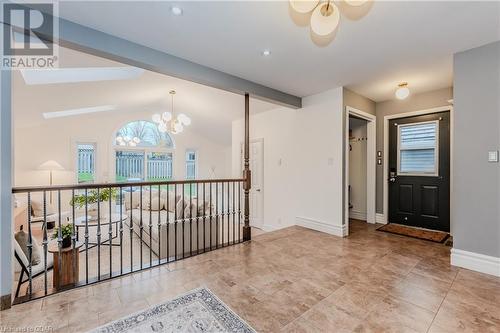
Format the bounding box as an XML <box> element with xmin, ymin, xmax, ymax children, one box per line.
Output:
<box><xmin>398</xmin><ymin>121</ymin><xmax>438</xmax><ymax>175</ymax></box>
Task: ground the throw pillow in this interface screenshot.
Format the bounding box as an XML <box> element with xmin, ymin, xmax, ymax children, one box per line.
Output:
<box><xmin>14</xmin><ymin>229</ymin><xmax>41</xmax><ymax>266</ymax></box>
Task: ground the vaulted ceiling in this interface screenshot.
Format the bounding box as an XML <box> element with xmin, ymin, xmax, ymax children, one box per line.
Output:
<box><xmin>55</xmin><ymin>1</ymin><xmax>500</xmax><ymax>102</ymax></box>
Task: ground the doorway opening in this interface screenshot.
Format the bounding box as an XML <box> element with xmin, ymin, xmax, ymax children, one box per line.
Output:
<box><xmin>344</xmin><ymin>107</ymin><xmax>376</xmax><ymax>235</ymax></box>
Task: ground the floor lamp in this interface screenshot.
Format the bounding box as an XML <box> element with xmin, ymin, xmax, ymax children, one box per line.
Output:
<box><xmin>38</xmin><ymin>160</ymin><xmax>65</xmax><ymax>204</ymax></box>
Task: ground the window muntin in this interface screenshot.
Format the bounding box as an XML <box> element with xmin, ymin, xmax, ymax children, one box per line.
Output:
<box><xmin>185</xmin><ymin>150</ymin><xmax>197</xmax><ymax>180</ymax></box>
<box><xmin>77</xmin><ymin>143</ymin><xmax>96</xmax><ymax>183</ymax></box>
<box><xmin>397</xmin><ymin>121</ymin><xmax>439</xmax><ymax>176</ymax></box>
<box><xmin>115</xmin><ymin>151</ymin><xmax>145</xmax><ymax>182</ymax></box>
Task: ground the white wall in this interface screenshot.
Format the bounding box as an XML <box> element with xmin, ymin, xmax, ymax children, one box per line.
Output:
<box><xmin>232</xmin><ymin>87</ymin><xmax>345</xmax><ymax>235</ymax></box>
<box><xmin>14</xmin><ymin>110</ymin><xmax>231</xmax><ymax>187</ymax></box>
<box><xmin>349</xmin><ymin>118</ymin><xmax>367</xmax><ymax>220</ymax></box>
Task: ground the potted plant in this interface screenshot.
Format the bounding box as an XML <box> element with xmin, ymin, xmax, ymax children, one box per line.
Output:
<box><xmin>52</xmin><ymin>224</ymin><xmax>74</xmax><ymax>248</ymax></box>
<box><xmin>70</xmin><ymin>188</ymin><xmax>118</xmax><ymax>214</ymax></box>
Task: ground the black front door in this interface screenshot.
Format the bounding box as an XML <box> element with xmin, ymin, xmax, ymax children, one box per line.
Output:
<box><xmin>388</xmin><ymin>111</ymin><xmax>450</xmax><ymax>232</ymax></box>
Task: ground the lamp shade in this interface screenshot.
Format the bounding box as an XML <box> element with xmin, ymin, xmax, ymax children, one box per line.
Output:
<box><xmin>310</xmin><ymin>2</ymin><xmax>340</xmax><ymax>36</ymax></box>
<box><xmin>289</xmin><ymin>0</ymin><xmax>319</xmax><ymax>14</ymax></box>
<box><xmin>38</xmin><ymin>160</ymin><xmax>64</xmax><ymax>171</ymax></box>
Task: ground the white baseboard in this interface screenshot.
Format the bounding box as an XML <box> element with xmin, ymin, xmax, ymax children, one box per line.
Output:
<box><xmin>261</xmin><ymin>224</ymin><xmax>279</xmax><ymax>232</ymax></box>
<box><xmin>295</xmin><ymin>216</ymin><xmax>347</xmax><ymax>237</ymax></box>
<box><xmin>376</xmin><ymin>213</ymin><xmax>387</xmax><ymax>224</ymax></box>
<box><xmin>349</xmin><ymin>210</ymin><xmax>366</xmax><ymax>221</ymax></box>
<box><xmin>451</xmin><ymin>248</ymin><xmax>500</xmax><ymax>277</ymax></box>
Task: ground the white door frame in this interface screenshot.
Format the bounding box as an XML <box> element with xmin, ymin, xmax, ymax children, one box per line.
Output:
<box><xmin>240</xmin><ymin>138</ymin><xmax>264</xmax><ymax>228</ymax></box>
<box><xmin>344</xmin><ymin>106</ymin><xmax>377</xmax><ymax>234</ymax></box>
<box><xmin>382</xmin><ymin>105</ymin><xmax>454</xmax><ymax>230</ymax></box>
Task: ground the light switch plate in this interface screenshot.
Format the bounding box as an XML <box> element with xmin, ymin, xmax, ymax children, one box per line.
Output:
<box><xmin>488</xmin><ymin>150</ymin><xmax>499</xmax><ymax>163</ymax></box>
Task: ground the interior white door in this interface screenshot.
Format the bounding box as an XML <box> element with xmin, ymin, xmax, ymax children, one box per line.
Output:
<box><xmin>242</xmin><ymin>140</ymin><xmax>264</xmax><ymax>228</ymax></box>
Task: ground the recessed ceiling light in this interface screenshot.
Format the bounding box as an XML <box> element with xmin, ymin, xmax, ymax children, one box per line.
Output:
<box><xmin>171</xmin><ymin>6</ymin><xmax>183</xmax><ymax>16</ymax></box>
<box><xmin>262</xmin><ymin>50</ymin><xmax>271</xmax><ymax>56</ymax></box>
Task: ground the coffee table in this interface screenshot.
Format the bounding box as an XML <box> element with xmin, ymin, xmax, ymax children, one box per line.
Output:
<box><xmin>75</xmin><ymin>213</ymin><xmax>128</xmax><ymax>250</ymax></box>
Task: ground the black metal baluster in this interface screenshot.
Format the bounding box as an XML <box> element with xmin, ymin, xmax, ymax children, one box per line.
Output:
<box><xmin>157</xmin><ymin>184</ymin><xmax>161</xmax><ymax>265</ymax></box>
<box><xmin>232</xmin><ymin>182</ymin><xmax>235</xmax><ymax>245</ymax></box>
<box><xmin>57</xmin><ymin>190</ymin><xmax>62</xmax><ymax>287</ymax></box>
<box><xmin>174</xmin><ymin>184</ymin><xmax>178</xmax><ymax>261</ymax></box>
<box><xmin>27</xmin><ymin>193</ymin><xmax>33</xmax><ymax>297</ymax></box>
<box><xmin>227</xmin><ymin>181</ymin><xmax>230</xmax><ymax>245</ymax></box>
<box><xmin>182</xmin><ymin>183</ymin><xmax>185</xmax><ymax>259</ymax></box>
<box><xmin>238</xmin><ymin>182</ymin><xmax>241</xmax><ymax>243</ymax></box>
<box><xmin>139</xmin><ymin>185</ymin><xmax>143</xmax><ymax>269</ymax></box>
<box><xmin>167</xmin><ymin>188</ymin><xmax>170</xmax><ymax>263</ymax></box>
<box><xmin>97</xmin><ymin>188</ymin><xmax>101</xmax><ymax>280</ymax></box>
<box><xmin>42</xmin><ymin>191</ymin><xmax>48</xmax><ymax>295</ymax></box>
<box><xmin>196</xmin><ymin>183</ymin><xmax>199</xmax><ymax>255</ymax></box>
<box><xmin>189</xmin><ymin>183</ymin><xmax>193</xmax><ymax>256</ymax></box>
<box><xmin>216</xmin><ymin>182</ymin><xmax>219</xmax><ymax>249</ymax></box>
<box><xmin>129</xmin><ymin>187</ymin><xmax>133</xmax><ymax>272</ymax></box>
<box><xmin>119</xmin><ymin>187</ymin><xmax>123</xmax><ymax>275</ymax></box>
<box><xmin>203</xmin><ymin>183</ymin><xmax>206</xmax><ymax>253</ymax></box>
<box><xmin>85</xmin><ymin>188</ymin><xmax>89</xmax><ymax>284</ymax></box>
<box><xmin>109</xmin><ymin>186</ymin><xmax>113</xmax><ymax>278</ymax></box>
<box><xmin>209</xmin><ymin>182</ymin><xmax>213</xmax><ymax>250</ymax></box>
<box><xmin>149</xmin><ymin>185</ymin><xmax>153</xmax><ymax>267</ymax></box>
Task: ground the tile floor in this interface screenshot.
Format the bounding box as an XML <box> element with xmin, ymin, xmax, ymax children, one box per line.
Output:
<box><xmin>1</xmin><ymin>220</ymin><xmax>499</xmax><ymax>332</ymax></box>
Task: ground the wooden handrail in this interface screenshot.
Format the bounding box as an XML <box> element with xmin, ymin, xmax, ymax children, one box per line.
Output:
<box><xmin>12</xmin><ymin>178</ymin><xmax>246</xmax><ymax>193</ymax></box>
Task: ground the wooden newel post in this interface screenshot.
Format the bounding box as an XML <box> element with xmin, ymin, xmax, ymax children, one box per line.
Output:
<box><xmin>243</xmin><ymin>93</ymin><xmax>251</xmax><ymax>241</ymax></box>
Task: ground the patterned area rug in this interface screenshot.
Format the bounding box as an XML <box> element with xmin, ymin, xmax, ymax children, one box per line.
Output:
<box><xmin>377</xmin><ymin>223</ymin><xmax>450</xmax><ymax>243</ymax></box>
<box><xmin>89</xmin><ymin>288</ymin><xmax>255</xmax><ymax>333</ymax></box>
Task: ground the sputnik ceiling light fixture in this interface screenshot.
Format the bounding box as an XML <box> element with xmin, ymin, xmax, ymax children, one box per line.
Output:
<box><xmin>289</xmin><ymin>0</ymin><xmax>369</xmax><ymax>38</ymax></box>
<box><xmin>152</xmin><ymin>90</ymin><xmax>191</xmax><ymax>135</ymax></box>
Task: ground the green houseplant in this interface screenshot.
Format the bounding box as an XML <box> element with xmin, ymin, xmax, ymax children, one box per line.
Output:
<box><xmin>52</xmin><ymin>224</ymin><xmax>74</xmax><ymax>248</ymax></box>
<box><xmin>70</xmin><ymin>188</ymin><xmax>118</xmax><ymax>210</ymax></box>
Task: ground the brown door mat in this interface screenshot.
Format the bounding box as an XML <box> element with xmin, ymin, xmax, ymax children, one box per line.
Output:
<box><xmin>377</xmin><ymin>223</ymin><xmax>450</xmax><ymax>243</ymax></box>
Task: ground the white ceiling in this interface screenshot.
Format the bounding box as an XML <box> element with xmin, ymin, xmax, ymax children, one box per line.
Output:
<box><xmin>13</xmin><ymin>47</ymin><xmax>277</xmax><ymax>145</ymax></box>
<box><xmin>55</xmin><ymin>1</ymin><xmax>500</xmax><ymax>102</ymax></box>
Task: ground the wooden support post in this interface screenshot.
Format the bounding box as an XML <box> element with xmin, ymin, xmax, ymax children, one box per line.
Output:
<box><xmin>243</xmin><ymin>93</ymin><xmax>251</xmax><ymax>241</ymax></box>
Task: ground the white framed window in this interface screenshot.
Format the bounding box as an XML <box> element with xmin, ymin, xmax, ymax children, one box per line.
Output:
<box><xmin>77</xmin><ymin>143</ymin><xmax>96</xmax><ymax>183</ymax></box>
<box><xmin>397</xmin><ymin>121</ymin><xmax>439</xmax><ymax>176</ymax></box>
<box><xmin>114</xmin><ymin>121</ymin><xmax>174</xmax><ymax>182</ymax></box>
<box><xmin>185</xmin><ymin>150</ymin><xmax>197</xmax><ymax>180</ymax></box>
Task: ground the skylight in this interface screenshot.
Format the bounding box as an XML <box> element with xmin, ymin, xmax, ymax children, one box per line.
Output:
<box><xmin>20</xmin><ymin>67</ymin><xmax>145</xmax><ymax>85</ymax></box>
<box><xmin>43</xmin><ymin>105</ymin><xmax>116</xmax><ymax>119</ymax></box>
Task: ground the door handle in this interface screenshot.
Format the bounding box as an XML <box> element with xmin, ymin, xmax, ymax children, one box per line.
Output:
<box><xmin>389</xmin><ymin>177</ymin><xmax>396</xmax><ymax>183</ymax></box>
<box><xmin>256</xmin><ymin>189</ymin><xmax>261</xmax><ymax>192</ymax></box>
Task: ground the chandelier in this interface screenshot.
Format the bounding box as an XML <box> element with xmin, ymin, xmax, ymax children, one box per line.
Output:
<box><xmin>290</xmin><ymin>0</ymin><xmax>369</xmax><ymax>38</ymax></box>
<box><xmin>152</xmin><ymin>90</ymin><xmax>191</xmax><ymax>135</ymax></box>
<box><xmin>116</xmin><ymin>135</ymin><xmax>140</xmax><ymax>147</ymax></box>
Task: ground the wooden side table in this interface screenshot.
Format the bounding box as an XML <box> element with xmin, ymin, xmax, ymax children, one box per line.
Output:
<box><xmin>48</xmin><ymin>242</ymin><xmax>83</xmax><ymax>290</ymax></box>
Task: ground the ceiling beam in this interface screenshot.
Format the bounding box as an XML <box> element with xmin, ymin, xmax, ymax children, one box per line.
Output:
<box><xmin>17</xmin><ymin>5</ymin><xmax>302</xmax><ymax>109</ymax></box>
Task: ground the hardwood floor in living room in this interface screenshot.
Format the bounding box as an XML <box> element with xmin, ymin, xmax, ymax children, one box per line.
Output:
<box><xmin>2</xmin><ymin>220</ymin><xmax>499</xmax><ymax>332</ymax></box>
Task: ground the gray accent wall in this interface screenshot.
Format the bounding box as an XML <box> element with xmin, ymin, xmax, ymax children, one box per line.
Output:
<box><xmin>343</xmin><ymin>88</ymin><xmax>376</xmax><ymax>115</ymax></box>
<box><xmin>375</xmin><ymin>87</ymin><xmax>453</xmax><ymax>213</ymax></box>
<box><xmin>453</xmin><ymin>41</ymin><xmax>500</xmax><ymax>258</ymax></box>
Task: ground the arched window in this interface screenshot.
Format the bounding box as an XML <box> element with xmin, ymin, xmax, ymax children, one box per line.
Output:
<box><xmin>114</xmin><ymin>121</ymin><xmax>174</xmax><ymax>182</ymax></box>
<box><xmin>115</xmin><ymin>120</ymin><xmax>174</xmax><ymax>148</ymax></box>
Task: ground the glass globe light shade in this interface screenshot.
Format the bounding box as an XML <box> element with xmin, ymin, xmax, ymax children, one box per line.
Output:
<box><xmin>395</xmin><ymin>86</ymin><xmax>410</xmax><ymax>100</ymax></box>
<box><xmin>120</xmin><ymin>142</ymin><xmax>126</xmax><ymax>146</ymax></box>
<box><xmin>129</xmin><ymin>141</ymin><xmax>137</xmax><ymax>147</ymax></box>
<box><xmin>174</xmin><ymin>122</ymin><xmax>184</xmax><ymax>133</ymax></box>
<box><xmin>158</xmin><ymin>122</ymin><xmax>167</xmax><ymax>133</ymax></box>
<box><xmin>162</xmin><ymin>112</ymin><xmax>172</xmax><ymax>122</ymax></box>
<box><xmin>289</xmin><ymin>0</ymin><xmax>319</xmax><ymax>13</ymax></box>
<box><xmin>310</xmin><ymin>2</ymin><xmax>340</xmax><ymax>36</ymax></box>
<box><xmin>116</xmin><ymin>136</ymin><xmax>123</xmax><ymax>142</ymax></box>
<box><xmin>133</xmin><ymin>137</ymin><xmax>140</xmax><ymax>143</ymax></box>
<box><xmin>152</xmin><ymin>113</ymin><xmax>161</xmax><ymax>123</ymax></box>
<box><xmin>124</xmin><ymin>136</ymin><xmax>131</xmax><ymax>142</ymax></box>
<box><xmin>178</xmin><ymin>113</ymin><xmax>191</xmax><ymax>126</ymax></box>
